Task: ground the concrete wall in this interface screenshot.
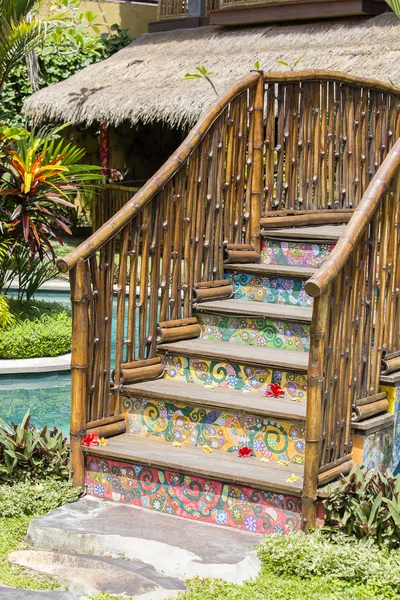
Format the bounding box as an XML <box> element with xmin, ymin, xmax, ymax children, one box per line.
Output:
<box><xmin>40</xmin><ymin>0</ymin><xmax>157</xmax><ymax>38</ymax></box>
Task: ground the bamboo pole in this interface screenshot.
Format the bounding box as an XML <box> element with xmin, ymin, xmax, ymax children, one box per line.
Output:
<box><xmin>302</xmin><ymin>286</ymin><xmax>330</xmax><ymax>531</ymax></box>
<box><xmin>250</xmin><ymin>72</ymin><xmax>264</xmax><ymax>253</ymax></box>
<box><xmin>305</xmin><ymin>138</ymin><xmax>400</xmax><ymax>298</ymax></box>
<box><xmin>70</xmin><ymin>259</ymin><xmax>89</xmax><ymax>489</ymax></box>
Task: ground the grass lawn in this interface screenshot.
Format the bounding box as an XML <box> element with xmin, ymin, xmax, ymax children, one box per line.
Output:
<box><xmin>0</xmin><ymin>514</ymin><xmax>399</xmax><ymax>600</ymax></box>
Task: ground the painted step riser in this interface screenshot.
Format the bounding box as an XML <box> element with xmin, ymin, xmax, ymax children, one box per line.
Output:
<box><xmin>261</xmin><ymin>238</ymin><xmax>335</xmax><ymax>268</ymax></box>
<box><xmin>229</xmin><ymin>273</ymin><xmax>313</xmax><ymax>308</ymax></box>
<box><xmin>161</xmin><ymin>352</ymin><xmax>307</xmax><ymax>400</ymax></box>
<box><xmin>85</xmin><ymin>455</ymin><xmax>303</xmax><ymax>535</ymax></box>
<box><xmin>195</xmin><ymin>312</ymin><xmax>310</xmax><ymax>353</ymax></box>
<box><xmin>123</xmin><ymin>396</ymin><xmax>306</xmax><ymax>465</ymax></box>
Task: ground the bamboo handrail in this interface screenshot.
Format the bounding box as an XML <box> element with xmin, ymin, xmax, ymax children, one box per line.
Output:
<box><xmin>263</xmin><ymin>70</ymin><xmax>400</xmax><ymax>97</ymax></box>
<box><xmin>57</xmin><ymin>71</ymin><xmax>260</xmax><ymax>274</ymax></box>
<box><xmin>305</xmin><ymin>138</ymin><xmax>400</xmax><ymax>298</ymax></box>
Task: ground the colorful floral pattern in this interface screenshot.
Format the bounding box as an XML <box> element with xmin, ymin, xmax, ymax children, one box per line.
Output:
<box><xmin>124</xmin><ymin>398</ymin><xmax>305</xmax><ymax>464</ymax></box>
<box><xmin>261</xmin><ymin>239</ymin><xmax>335</xmax><ymax>268</ymax></box>
<box><xmin>196</xmin><ymin>313</ymin><xmax>310</xmax><ymax>353</ymax></box>
<box><xmin>231</xmin><ymin>273</ymin><xmax>313</xmax><ymax>307</ymax></box>
<box><xmin>86</xmin><ymin>456</ymin><xmax>302</xmax><ymax>534</ymax></box>
<box><xmin>162</xmin><ymin>354</ymin><xmax>307</xmax><ymax>400</ymax></box>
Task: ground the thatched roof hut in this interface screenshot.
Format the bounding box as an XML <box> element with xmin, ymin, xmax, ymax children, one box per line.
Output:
<box><xmin>23</xmin><ymin>13</ymin><xmax>400</xmax><ymax>128</ymax></box>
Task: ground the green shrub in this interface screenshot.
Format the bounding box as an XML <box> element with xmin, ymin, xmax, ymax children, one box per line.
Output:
<box><xmin>0</xmin><ymin>300</ymin><xmax>71</xmax><ymax>359</ymax></box>
<box><xmin>258</xmin><ymin>530</ymin><xmax>400</xmax><ymax>590</ymax></box>
<box><xmin>0</xmin><ymin>295</ymin><xmax>14</xmax><ymax>328</ymax></box>
<box><xmin>0</xmin><ymin>479</ymin><xmax>80</xmax><ymax>518</ymax></box>
<box><xmin>0</xmin><ymin>412</ymin><xmax>69</xmax><ymax>484</ymax></box>
<box><xmin>322</xmin><ymin>465</ymin><xmax>400</xmax><ymax>548</ymax></box>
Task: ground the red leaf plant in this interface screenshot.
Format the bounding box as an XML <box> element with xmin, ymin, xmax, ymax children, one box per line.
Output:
<box><xmin>266</xmin><ymin>383</ymin><xmax>285</xmax><ymax>398</ymax></box>
<box><xmin>238</xmin><ymin>446</ymin><xmax>253</xmax><ymax>457</ymax></box>
<box><xmin>82</xmin><ymin>433</ymin><xmax>99</xmax><ymax>447</ymax></box>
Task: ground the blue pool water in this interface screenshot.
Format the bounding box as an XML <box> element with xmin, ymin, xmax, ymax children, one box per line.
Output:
<box><xmin>0</xmin><ymin>290</ymin><xmax>72</xmax><ymax>433</ymax></box>
<box><xmin>0</xmin><ymin>288</ymin><xmax>141</xmax><ymax>433</ymax></box>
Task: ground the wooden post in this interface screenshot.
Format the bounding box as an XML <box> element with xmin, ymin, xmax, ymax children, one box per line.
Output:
<box><xmin>302</xmin><ymin>286</ymin><xmax>330</xmax><ymax>530</ymax></box>
<box><xmin>70</xmin><ymin>258</ymin><xmax>89</xmax><ymax>489</ymax></box>
<box><xmin>250</xmin><ymin>72</ymin><xmax>264</xmax><ymax>253</ymax></box>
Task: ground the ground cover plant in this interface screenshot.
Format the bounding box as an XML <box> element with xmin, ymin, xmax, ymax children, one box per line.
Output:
<box><xmin>0</xmin><ymin>411</ymin><xmax>69</xmax><ymax>483</ymax></box>
<box><xmin>323</xmin><ymin>464</ymin><xmax>400</xmax><ymax>548</ymax></box>
<box><xmin>0</xmin><ymin>299</ymin><xmax>71</xmax><ymax>359</ymax></box>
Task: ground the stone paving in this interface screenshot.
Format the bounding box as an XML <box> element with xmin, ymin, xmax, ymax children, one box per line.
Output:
<box><xmin>7</xmin><ymin>496</ymin><xmax>261</xmax><ymax>598</ymax></box>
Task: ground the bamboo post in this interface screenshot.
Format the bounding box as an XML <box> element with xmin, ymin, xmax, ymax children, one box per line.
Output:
<box><xmin>250</xmin><ymin>72</ymin><xmax>264</xmax><ymax>253</ymax></box>
<box><xmin>70</xmin><ymin>258</ymin><xmax>89</xmax><ymax>489</ymax></box>
<box><xmin>302</xmin><ymin>286</ymin><xmax>330</xmax><ymax>531</ymax></box>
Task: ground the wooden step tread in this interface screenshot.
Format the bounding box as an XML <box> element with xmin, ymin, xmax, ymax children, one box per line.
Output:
<box><xmin>158</xmin><ymin>338</ymin><xmax>309</xmax><ymax>372</ymax></box>
<box><xmin>194</xmin><ymin>299</ymin><xmax>312</xmax><ymax>323</ymax></box>
<box><xmin>261</xmin><ymin>224</ymin><xmax>346</xmax><ymax>242</ymax></box>
<box><xmin>121</xmin><ymin>378</ymin><xmax>307</xmax><ymax>421</ymax></box>
<box><xmin>224</xmin><ymin>263</ymin><xmax>318</xmax><ymax>279</ymax></box>
<box><xmin>85</xmin><ymin>433</ymin><xmax>303</xmax><ymax>495</ymax></box>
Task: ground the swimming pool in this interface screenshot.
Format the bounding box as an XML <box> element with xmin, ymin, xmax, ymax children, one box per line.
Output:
<box><xmin>0</xmin><ymin>290</ymin><xmax>72</xmax><ymax>433</ymax></box>
<box><xmin>1</xmin><ymin>288</ymin><xmax>143</xmax><ymax>433</ymax></box>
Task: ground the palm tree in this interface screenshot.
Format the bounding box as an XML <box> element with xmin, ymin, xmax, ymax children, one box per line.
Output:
<box><xmin>385</xmin><ymin>0</ymin><xmax>400</xmax><ymax>17</ymax></box>
<box><xmin>0</xmin><ymin>0</ymin><xmax>71</xmax><ymax>90</ymax></box>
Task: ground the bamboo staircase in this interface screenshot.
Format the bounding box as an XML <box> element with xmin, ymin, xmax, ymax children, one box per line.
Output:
<box><xmin>58</xmin><ymin>71</ymin><xmax>400</xmax><ymax>535</ymax></box>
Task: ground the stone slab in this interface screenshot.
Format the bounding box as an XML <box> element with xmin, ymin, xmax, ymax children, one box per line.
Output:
<box><xmin>28</xmin><ymin>496</ymin><xmax>261</xmax><ymax>584</ymax></box>
<box><xmin>9</xmin><ymin>550</ymin><xmax>185</xmax><ymax>598</ymax></box>
<box><xmin>0</xmin><ymin>354</ymin><xmax>71</xmax><ymax>375</ymax></box>
<box><xmin>0</xmin><ymin>586</ymin><xmax>76</xmax><ymax>600</ymax></box>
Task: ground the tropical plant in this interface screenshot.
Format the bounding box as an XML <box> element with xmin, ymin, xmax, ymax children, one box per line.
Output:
<box><xmin>0</xmin><ymin>294</ymin><xmax>14</xmax><ymax>328</ymax></box>
<box><xmin>0</xmin><ymin>411</ymin><xmax>69</xmax><ymax>483</ymax></box>
<box><xmin>322</xmin><ymin>464</ymin><xmax>400</xmax><ymax>548</ymax></box>
<box><xmin>0</xmin><ymin>0</ymin><xmax>72</xmax><ymax>90</ymax></box>
<box><xmin>0</xmin><ymin>23</ymin><xmax>134</xmax><ymax>125</ymax></box>
<box><xmin>0</xmin><ymin>123</ymin><xmax>100</xmax><ymax>261</ymax></box>
<box><xmin>277</xmin><ymin>56</ymin><xmax>304</xmax><ymax>71</ymax></box>
<box><xmin>182</xmin><ymin>65</ymin><xmax>219</xmax><ymax>96</ymax></box>
<box><xmin>385</xmin><ymin>0</ymin><xmax>400</xmax><ymax>18</ymax></box>
<box><xmin>0</xmin><ymin>247</ymin><xmax>57</xmax><ymax>302</ymax></box>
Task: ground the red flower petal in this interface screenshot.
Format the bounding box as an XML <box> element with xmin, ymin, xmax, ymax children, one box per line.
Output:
<box><xmin>266</xmin><ymin>384</ymin><xmax>285</xmax><ymax>398</ymax></box>
<box><xmin>238</xmin><ymin>446</ymin><xmax>253</xmax><ymax>457</ymax></box>
<box><xmin>82</xmin><ymin>433</ymin><xmax>99</xmax><ymax>447</ymax></box>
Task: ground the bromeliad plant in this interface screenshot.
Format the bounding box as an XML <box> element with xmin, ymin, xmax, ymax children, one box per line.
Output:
<box><xmin>0</xmin><ymin>123</ymin><xmax>100</xmax><ymax>261</ymax></box>
<box><xmin>0</xmin><ymin>410</ymin><xmax>69</xmax><ymax>484</ymax></box>
<box><xmin>322</xmin><ymin>464</ymin><xmax>400</xmax><ymax>548</ymax></box>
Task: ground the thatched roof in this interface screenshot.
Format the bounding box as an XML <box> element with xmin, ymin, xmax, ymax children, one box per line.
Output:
<box><xmin>23</xmin><ymin>13</ymin><xmax>400</xmax><ymax>128</ymax></box>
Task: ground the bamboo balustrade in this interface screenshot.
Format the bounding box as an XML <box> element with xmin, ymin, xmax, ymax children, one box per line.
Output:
<box><xmin>92</xmin><ymin>184</ymin><xmax>140</xmax><ymax>231</ymax></box>
<box><xmin>262</xmin><ymin>72</ymin><xmax>400</xmax><ymax>215</ymax></box>
<box><xmin>303</xmin><ymin>138</ymin><xmax>400</xmax><ymax>527</ymax></box>
<box><xmin>157</xmin><ymin>0</ymin><xmax>219</xmax><ymax>20</ymax></box>
<box><xmin>60</xmin><ymin>70</ymin><xmax>400</xmax><ymax>530</ymax></box>
<box><xmin>59</xmin><ymin>72</ymin><xmax>261</xmax><ymax>484</ymax></box>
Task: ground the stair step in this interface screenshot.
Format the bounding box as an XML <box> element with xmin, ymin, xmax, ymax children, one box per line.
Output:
<box><xmin>84</xmin><ymin>434</ymin><xmax>303</xmax><ymax>496</ymax></box>
<box><xmin>158</xmin><ymin>338</ymin><xmax>309</xmax><ymax>372</ymax></box>
<box><xmin>261</xmin><ymin>224</ymin><xmax>346</xmax><ymax>242</ymax></box>
<box><xmin>121</xmin><ymin>378</ymin><xmax>306</xmax><ymax>421</ymax></box>
<box><xmin>194</xmin><ymin>299</ymin><xmax>312</xmax><ymax>323</ymax></box>
<box><xmin>224</xmin><ymin>263</ymin><xmax>318</xmax><ymax>279</ymax></box>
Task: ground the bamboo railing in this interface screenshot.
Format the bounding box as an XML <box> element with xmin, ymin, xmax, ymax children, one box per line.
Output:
<box><xmin>302</xmin><ymin>139</ymin><xmax>400</xmax><ymax>527</ymax></box>
<box><xmin>59</xmin><ymin>71</ymin><xmax>263</xmax><ymax>486</ymax></box>
<box><xmin>157</xmin><ymin>0</ymin><xmax>219</xmax><ymax>20</ymax></box>
<box><xmin>262</xmin><ymin>72</ymin><xmax>400</xmax><ymax>215</ymax></box>
<box><xmin>60</xmin><ymin>70</ymin><xmax>400</xmax><ymax>527</ymax></box>
<box><xmin>92</xmin><ymin>184</ymin><xmax>140</xmax><ymax>232</ymax></box>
